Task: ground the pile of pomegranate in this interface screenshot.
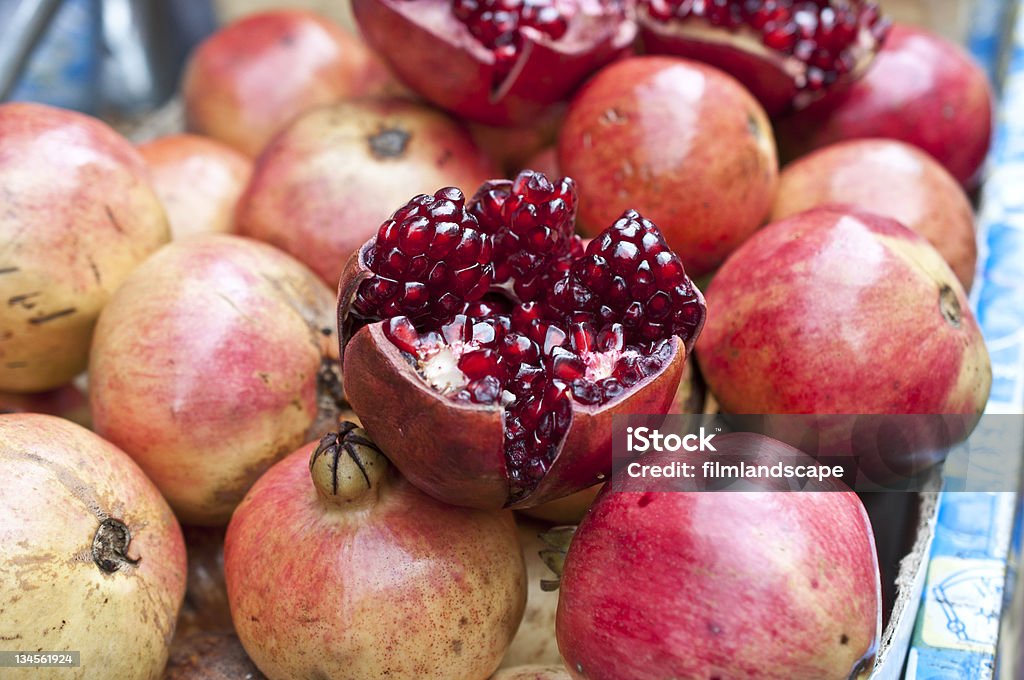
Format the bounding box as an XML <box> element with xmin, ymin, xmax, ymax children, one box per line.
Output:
<box><xmin>0</xmin><ymin>1</ymin><xmax>999</xmax><ymax>679</ymax></box>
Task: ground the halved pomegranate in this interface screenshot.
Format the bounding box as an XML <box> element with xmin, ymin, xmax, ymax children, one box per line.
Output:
<box><xmin>637</xmin><ymin>0</ymin><xmax>890</xmax><ymax>115</ymax></box>
<box><xmin>339</xmin><ymin>170</ymin><xmax>706</xmax><ymax>509</ymax></box>
<box><xmin>351</xmin><ymin>0</ymin><xmax>636</xmax><ymax>125</ymax></box>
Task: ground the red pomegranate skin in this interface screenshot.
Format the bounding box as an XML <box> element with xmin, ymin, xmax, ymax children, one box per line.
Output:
<box><xmin>138</xmin><ymin>133</ymin><xmax>253</xmax><ymax>239</ymax></box>
<box><xmin>772</xmin><ymin>138</ymin><xmax>977</xmax><ymax>290</ymax></box>
<box><xmin>183</xmin><ymin>9</ymin><xmax>396</xmax><ymax>157</ymax></box>
<box><xmin>0</xmin><ymin>102</ymin><xmax>170</xmax><ymax>393</ymax></box>
<box><xmin>1</xmin><ymin>414</ymin><xmax>187</xmax><ymax>680</ymax></box>
<box><xmin>696</xmin><ymin>207</ymin><xmax>991</xmax><ymax>416</ymax></box>
<box><xmin>235</xmin><ymin>98</ymin><xmax>498</xmax><ymax>287</ymax></box>
<box><xmin>89</xmin><ymin>235</ymin><xmax>338</xmax><ymax>525</ymax></box>
<box><xmin>558</xmin><ymin>56</ymin><xmax>778</xmax><ymax>278</ymax></box>
<box><xmin>776</xmin><ymin>23</ymin><xmax>993</xmax><ymax>188</ymax></box>
<box><xmin>556</xmin><ymin>445</ymin><xmax>881</xmax><ymax>680</ymax></box>
<box><xmin>225</xmin><ymin>438</ymin><xmax>526</xmax><ymax>680</ymax></box>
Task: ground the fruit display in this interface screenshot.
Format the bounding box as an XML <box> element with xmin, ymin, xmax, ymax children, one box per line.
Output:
<box><xmin>0</xmin><ymin>1</ymin><xmax>1016</xmax><ymax>678</ymax></box>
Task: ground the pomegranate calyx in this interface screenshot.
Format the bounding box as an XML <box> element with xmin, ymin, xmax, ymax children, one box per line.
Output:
<box><xmin>92</xmin><ymin>517</ymin><xmax>141</xmax><ymax>573</ymax></box>
<box><xmin>538</xmin><ymin>525</ymin><xmax>577</xmax><ymax>591</ymax></box>
<box><xmin>309</xmin><ymin>423</ymin><xmax>387</xmax><ymax>507</ymax></box>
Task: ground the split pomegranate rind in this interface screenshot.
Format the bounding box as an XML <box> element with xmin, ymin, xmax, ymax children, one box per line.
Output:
<box><xmin>638</xmin><ymin>0</ymin><xmax>890</xmax><ymax>115</ymax></box>
<box><xmin>339</xmin><ymin>171</ymin><xmax>706</xmax><ymax>508</ymax></box>
<box><xmin>351</xmin><ymin>0</ymin><xmax>637</xmax><ymax>125</ymax></box>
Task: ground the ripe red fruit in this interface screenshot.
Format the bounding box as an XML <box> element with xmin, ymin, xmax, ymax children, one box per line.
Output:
<box><xmin>138</xmin><ymin>133</ymin><xmax>252</xmax><ymax>240</ymax></box>
<box><xmin>352</xmin><ymin>0</ymin><xmax>636</xmax><ymax>125</ymax></box>
<box><xmin>0</xmin><ymin>102</ymin><xmax>170</xmax><ymax>393</ymax></box>
<box><xmin>559</xmin><ymin>56</ymin><xmax>779</xmax><ymax>278</ymax></box>
<box><xmin>89</xmin><ymin>235</ymin><xmax>341</xmax><ymax>525</ymax></box>
<box><xmin>637</xmin><ymin>0</ymin><xmax>890</xmax><ymax>115</ymax></box>
<box><xmin>697</xmin><ymin>207</ymin><xmax>990</xmax><ymax>415</ymax></box>
<box><xmin>339</xmin><ymin>171</ymin><xmax>706</xmax><ymax>509</ymax></box>
<box><xmin>775</xmin><ymin>23</ymin><xmax>994</xmax><ymax>187</ymax></box>
<box><xmin>225</xmin><ymin>425</ymin><xmax>526</xmax><ymax>679</ymax></box>
<box><xmin>555</xmin><ymin>434</ymin><xmax>882</xmax><ymax>680</ymax></box>
<box><xmin>2</xmin><ymin>414</ymin><xmax>187</xmax><ymax>679</ymax></box>
<box><xmin>183</xmin><ymin>10</ymin><xmax>397</xmax><ymax>157</ymax></box>
<box><xmin>771</xmin><ymin>138</ymin><xmax>977</xmax><ymax>291</ymax></box>
<box><xmin>235</xmin><ymin>98</ymin><xmax>498</xmax><ymax>287</ymax></box>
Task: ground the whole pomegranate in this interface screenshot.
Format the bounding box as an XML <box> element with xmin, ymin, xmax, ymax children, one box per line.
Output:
<box><xmin>138</xmin><ymin>133</ymin><xmax>252</xmax><ymax>239</ymax></box>
<box><xmin>183</xmin><ymin>9</ymin><xmax>395</xmax><ymax>156</ymax></box>
<box><xmin>776</xmin><ymin>23</ymin><xmax>994</xmax><ymax>187</ymax></box>
<box><xmin>352</xmin><ymin>0</ymin><xmax>635</xmax><ymax>125</ymax></box>
<box><xmin>771</xmin><ymin>138</ymin><xmax>977</xmax><ymax>290</ymax></box>
<box><xmin>0</xmin><ymin>102</ymin><xmax>169</xmax><ymax>393</ymax></box>
<box><xmin>225</xmin><ymin>424</ymin><xmax>526</xmax><ymax>680</ymax></box>
<box><xmin>555</xmin><ymin>433</ymin><xmax>882</xmax><ymax>680</ymax></box>
<box><xmin>89</xmin><ymin>235</ymin><xmax>342</xmax><ymax>525</ymax></box>
<box><xmin>493</xmin><ymin>666</ymin><xmax>572</xmax><ymax>680</ymax></box>
<box><xmin>637</xmin><ymin>0</ymin><xmax>890</xmax><ymax>115</ymax></box>
<box><xmin>0</xmin><ymin>414</ymin><xmax>186</xmax><ymax>679</ymax></box>
<box><xmin>469</xmin><ymin>105</ymin><xmax>565</xmax><ymax>175</ymax></box>
<box><xmin>235</xmin><ymin>98</ymin><xmax>498</xmax><ymax>286</ymax></box>
<box><xmin>558</xmin><ymin>56</ymin><xmax>778</xmax><ymax>277</ymax></box>
<box><xmin>339</xmin><ymin>170</ymin><xmax>707</xmax><ymax>509</ymax></box>
<box><xmin>697</xmin><ymin>207</ymin><xmax>990</xmax><ymax>416</ymax></box>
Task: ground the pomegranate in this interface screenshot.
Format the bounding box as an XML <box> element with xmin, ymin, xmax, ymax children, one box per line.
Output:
<box><xmin>696</xmin><ymin>208</ymin><xmax>990</xmax><ymax>476</ymax></box>
<box><xmin>555</xmin><ymin>433</ymin><xmax>882</xmax><ymax>680</ymax></box>
<box><xmin>469</xmin><ymin>105</ymin><xmax>566</xmax><ymax>175</ymax></box>
<box><xmin>183</xmin><ymin>9</ymin><xmax>397</xmax><ymax>156</ymax></box>
<box><xmin>494</xmin><ymin>666</ymin><xmax>572</xmax><ymax>679</ymax></box>
<box><xmin>165</xmin><ymin>632</ymin><xmax>266</xmax><ymax>680</ymax></box>
<box><xmin>352</xmin><ymin>0</ymin><xmax>636</xmax><ymax>125</ymax></box>
<box><xmin>501</xmin><ymin>519</ymin><xmax>564</xmax><ymax>668</ymax></box>
<box><xmin>235</xmin><ymin>98</ymin><xmax>498</xmax><ymax>286</ymax></box>
<box><xmin>775</xmin><ymin>23</ymin><xmax>994</xmax><ymax>187</ymax></box>
<box><xmin>225</xmin><ymin>424</ymin><xmax>526</xmax><ymax>680</ymax></box>
<box><xmin>771</xmin><ymin>138</ymin><xmax>977</xmax><ymax>290</ymax></box>
<box><xmin>89</xmin><ymin>235</ymin><xmax>342</xmax><ymax>525</ymax></box>
<box><xmin>0</xmin><ymin>414</ymin><xmax>187</xmax><ymax>679</ymax></box>
<box><xmin>339</xmin><ymin>170</ymin><xmax>707</xmax><ymax>509</ymax></box>
<box><xmin>522</xmin><ymin>147</ymin><xmax>561</xmax><ymax>178</ymax></box>
<box><xmin>0</xmin><ymin>382</ymin><xmax>91</xmax><ymax>428</ymax></box>
<box><xmin>558</xmin><ymin>56</ymin><xmax>778</xmax><ymax>278</ymax></box>
<box><xmin>0</xmin><ymin>102</ymin><xmax>170</xmax><ymax>393</ymax></box>
<box><xmin>138</xmin><ymin>133</ymin><xmax>253</xmax><ymax>240</ymax></box>
<box><xmin>637</xmin><ymin>0</ymin><xmax>890</xmax><ymax>115</ymax></box>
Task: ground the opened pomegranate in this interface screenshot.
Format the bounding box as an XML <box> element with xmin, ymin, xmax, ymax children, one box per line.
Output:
<box><xmin>554</xmin><ymin>433</ymin><xmax>882</xmax><ymax>680</ymax></box>
<box><xmin>637</xmin><ymin>0</ymin><xmax>890</xmax><ymax>115</ymax></box>
<box><xmin>352</xmin><ymin>0</ymin><xmax>636</xmax><ymax>125</ymax></box>
<box><xmin>340</xmin><ymin>170</ymin><xmax>706</xmax><ymax>509</ymax></box>
<box><xmin>225</xmin><ymin>424</ymin><xmax>526</xmax><ymax>680</ymax></box>
<box><xmin>1</xmin><ymin>414</ymin><xmax>186</xmax><ymax>679</ymax></box>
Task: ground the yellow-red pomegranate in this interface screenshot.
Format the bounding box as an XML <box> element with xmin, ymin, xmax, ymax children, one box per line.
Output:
<box><xmin>0</xmin><ymin>103</ymin><xmax>169</xmax><ymax>393</ymax></box>
<box><xmin>183</xmin><ymin>9</ymin><xmax>396</xmax><ymax>156</ymax></box>
<box><xmin>225</xmin><ymin>425</ymin><xmax>526</xmax><ymax>679</ymax></box>
<box><xmin>89</xmin><ymin>235</ymin><xmax>340</xmax><ymax>525</ymax></box>
<box><xmin>1</xmin><ymin>414</ymin><xmax>186</xmax><ymax>680</ymax></box>
<box><xmin>235</xmin><ymin>98</ymin><xmax>497</xmax><ymax>286</ymax></box>
<box><xmin>138</xmin><ymin>133</ymin><xmax>252</xmax><ymax>239</ymax></box>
